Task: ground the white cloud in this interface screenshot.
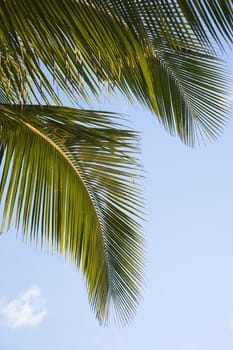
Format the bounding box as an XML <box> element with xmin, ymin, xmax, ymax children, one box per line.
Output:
<box><xmin>0</xmin><ymin>285</ymin><xmax>47</xmax><ymax>329</ymax></box>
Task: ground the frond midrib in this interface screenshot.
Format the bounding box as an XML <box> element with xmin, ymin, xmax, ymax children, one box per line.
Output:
<box><xmin>1</xmin><ymin>106</ymin><xmax>113</xmax><ymax>295</ymax></box>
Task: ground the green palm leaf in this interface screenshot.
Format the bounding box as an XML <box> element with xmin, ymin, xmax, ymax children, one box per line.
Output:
<box><xmin>177</xmin><ymin>0</ymin><xmax>233</xmax><ymax>50</ymax></box>
<box><xmin>0</xmin><ymin>0</ymin><xmax>232</xmax><ymax>324</ymax></box>
<box><xmin>0</xmin><ymin>105</ymin><xmax>144</xmax><ymax>324</ymax></box>
<box><xmin>91</xmin><ymin>0</ymin><xmax>232</xmax><ymax>51</ymax></box>
<box><xmin>0</xmin><ymin>0</ymin><xmax>155</xmax><ymax>106</ymax></box>
<box><xmin>147</xmin><ymin>47</ymin><xmax>230</xmax><ymax>145</ymax></box>
<box><xmin>0</xmin><ymin>0</ymin><xmax>231</xmax><ymax>144</ymax></box>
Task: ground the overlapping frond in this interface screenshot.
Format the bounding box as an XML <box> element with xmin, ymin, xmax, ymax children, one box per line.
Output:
<box><xmin>0</xmin><ymin>0</ymin><xmax>232</xmax><ymax>324</ymax></box>
<box><xmin>91</xmin><ymin>0</ymin><xmax>233</xmax><ymax>51</ymax></box>
<box><xmin>147</xmin><ymin>46</ymin><xmax>230</xmax><ymax>145</ymax></box>
<box><xmin>0</xmin><ymin>105</ymin><xmax>144</xmax><ymax>324</ymax></box>
<box><xmin>0</xmin><ymin>0</ymin><xmax>156</xmax><ymax>108</ymax></box>
<box><xmin>177</xmin><ymin>0</ymin><xmax>233</xmax><ymax>51</ymax></box>
<box><xmin>0</xmin><ymin>0</ymin><xmax>231</xmax><ymax>144</ymax></box>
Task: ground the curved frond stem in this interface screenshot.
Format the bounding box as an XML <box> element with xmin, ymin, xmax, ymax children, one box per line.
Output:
<box><xmin>0</xmin><ymin>104</ymin><xmax>144</xmax><ymax>324</ymax></box>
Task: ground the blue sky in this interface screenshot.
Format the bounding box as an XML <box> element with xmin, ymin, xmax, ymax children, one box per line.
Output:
<box><xmin>0</xmin><ymin>51</ymin><xmax>232</xmax><ymax>349</ymax></box>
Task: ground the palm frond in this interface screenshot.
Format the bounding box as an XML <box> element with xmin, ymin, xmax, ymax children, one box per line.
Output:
<box><xmin>91</xmin><ymin>0</ymin><xmax>233</xmax><ymax>51</ymax></box>
<box><xmin>0</xmin><ymin>105</ymin><xmax>144</xmax><ymax>324</ymax></box>
<box><xmin>0</xmin><ymin>1</ymin><xmax>231</xmax><ymax>145</ymax></box>
<box><xmin>0</xmin><ymin>0</ymin><xmax>155</xmax><ymax>106</ymax></box>
<box><xmin>177</xmin><ymin>0</ymin><xmax>233</xmax><ymax>51</ymax></box>
<box><xmin>0</xmin><ymin>0</ymin><xmax>231</xmax><ymax>326</ymax></box>
<box><xmin>147</xmin><ymin>46</ymin><xmax>230</xmax><ymax>145</ymax></box>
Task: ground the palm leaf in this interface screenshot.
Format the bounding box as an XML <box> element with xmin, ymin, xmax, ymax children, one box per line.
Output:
<box><xmin>0</xmin><ymin>104</ymin><xmax>144</xmax><ymax>324</ymax></box>
<box><xmin>0</xmin><ymin>0</ymin><xmax>231</xmax><ymax>144</ymax></box>
<box><xmin>0</xmin><ymin>0</ymin><xmax>155</xmax><ymax>106</ymax></box>
<box><xmin>147</xmin><ymin>46</ymin><xmax>230</xmax><ymax>145</ymax></box>
<box><xmin>91</xmin><ymin>0</ymin><xmax>232</xmax><ymax>51</ymax></box>
<box><xmin>177</xmin><ymin>0</ymin><xmax>233</xmax><ymax>51</ymax></box>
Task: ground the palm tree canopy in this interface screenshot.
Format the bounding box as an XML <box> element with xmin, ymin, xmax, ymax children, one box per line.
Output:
<box><xmin>0</xmin><ymin>0</ymin><xmax>232</xmax><ymax>323</ymax></box>
<box><xmin>0</xmin><ymin>0</ymin><xmax>232</xmax><ymax>143</ymax></box>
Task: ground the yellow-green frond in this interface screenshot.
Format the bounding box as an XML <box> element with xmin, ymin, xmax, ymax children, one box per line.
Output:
<box><xmin>0</xmin><ymin>1</ymin><xmax>231</xmax><ymax>145</ymax></box>
<box><xmin>0</xmin><ymin>105</ymin><xmax>144</xmax><ymax>324</ymax></box>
